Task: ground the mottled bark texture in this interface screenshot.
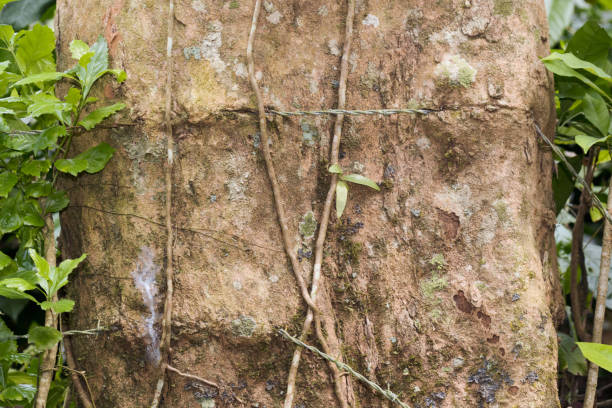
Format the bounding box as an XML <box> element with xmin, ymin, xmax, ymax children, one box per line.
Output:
<box><xmin>56</xmin><ymin>0</ymin><xmax>563</xmax><ymax>407</ymax></box>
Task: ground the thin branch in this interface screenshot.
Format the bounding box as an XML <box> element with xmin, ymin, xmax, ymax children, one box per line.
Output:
<box><xmin>247</xmin><ymin>0</ymin><xmax>319</xmax><ymax>314</ymax></box>
<box><xmin>584</xmin><ymin>175</ymin><xmax>612</xmax><ymax>408</ymax></box>
<box><xmin>535</xmin><ymin>124</ymin><xmax>612</xmax><ymax>224</ymax></box>
<box><xmin>284</xmin><ymin>1</ymin><xmax>355</xmax><ymax>407</ymax></box>
<box><xmin>570</xmin><ymin>148</ymin><xmax>597</xmax><ymax>342</ymax></box>
<box><xmin>61</xmin><ymin>318</ymin><xmax>95</xmax><ymax>408</ymax></box>
<box><xmin>151</xmin><ymin>0</ymin><xmax>176</xmax><ymax>406</ymax></box>
<box><xmin>279</xmin><ymin>330</ymin><xmax>411</xmax><ymax>408</ymax></box>
<box><xmin>166</xmin><ymin>365</ymin><xmax>218</xmax><ymax>388</ymax></box>
<box><xmin>33</xmin><ymin>216</ymin><xmax>59</xmax><ymax>408</ymax></box>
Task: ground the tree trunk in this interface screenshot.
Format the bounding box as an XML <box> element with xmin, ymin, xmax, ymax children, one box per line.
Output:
<box><xmin>56</xmin><ymin>0</ymin><xmax>563</xmax><ymax>407</ymax></box>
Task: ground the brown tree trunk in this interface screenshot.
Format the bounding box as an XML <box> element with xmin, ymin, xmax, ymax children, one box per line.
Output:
<box><xmin>56</xmin><ymin>0</ymin><xmax>563</xmax><ymax>407</ymax></box>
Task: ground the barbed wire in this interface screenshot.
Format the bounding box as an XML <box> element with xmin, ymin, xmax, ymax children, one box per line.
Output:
<box><xmin>267</xmin><ymin>108</ymin><xmax>437</xmax><ymax>117</ymax></box>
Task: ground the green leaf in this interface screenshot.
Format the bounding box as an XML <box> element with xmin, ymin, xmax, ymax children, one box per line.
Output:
<box><xmin>55</xmin><ymin>142</ymin><xmax>115</xmax><ymax>176</ymax></box>
<box><xmin>24</xmin><ymin>180</ymin><xmax>51</xmax><ymax>198</ymax></box>
<box><xmin>40</xmin><ymin>299</ymin><xmax>74</xmax><ymax>313</ymax></box>
<box><xmin>51</xmin><ymin>254</ymin><xmax>85</xmax><ymax>295</ymax></box>
<box><xmin>21</xmin><ymin>199</ymin><xmax>43</xmax><ymax>227</ymax></box>
<box><xmin>566</xmin><ymin>21</ymin><xmax>612</xmax><ymax>69</ymax></box>
<box><xmin>27</xmin><ymin>93</ymin><xmax>71</xmax><ymax>122</ymax></box>
<box><xmin>28</xmin><ymin>248</ymin><xmax>48</xmax><ymax>294</ymax></box>
<box><xmin>0</xmin><ymin>171</ymin><xmax>17</xmax><ymax>197</ymax></box>
<box><xmin>546</xmin><ymin>0</ymin><xmax>574</xmax><ymax>45</ymax></box>
<box><xmin>577</xmin><ymin>342</ymin><xmax>612</xmax><ymax>373</ymax></box>
<box><xmin>27</xmin><ymin>326</ymin><xmax>61</xmax><ymax>350</ymax></box>
<box><xmin>78</xmin><ymin>51</ymin><xmax>93</xmax><ymax>69</ymax></box>
<box><xmin>12</xmin><ymin>71</ymin><xmax>66</xmax><ymax>87</ymax></box>
<box><xmin>542</xmin><ymin>57</ymin><xmax>611</xmax><ymax>101</ymax></box>
<box><xmin>0</xmin><ymin>193</ymin><xmax>22</xmax><ymax>234</ymax></box>
<box><xmin>1</xmin><ymin>125</ymin><xmax>65</xmax><ymax>153</ymax></box>
<box><xmin>78</xmin><ymin>103</ymin><xmax>125</xmax><ymax>130</ymax></box>
<box><xmin>20</xmin><ymin>159</ymin><xmax>50</xmax><ymax>177</ymax></box>
<box><xmin>0</xmin><ymin>1</ymin><xmax>17</xmax><ymax>12</ymax></box>
<box><xmin>0</xmin><ymin>251</ymin><xmax>11</xmax><ymax>270</ymax></box>
<box><xmin>0</xmin><ymin>384</ymin><xmax>36</xmax><ymax>401</ymax></box>
<box><xmin>580</xmin><ymin>91</ymin><xmax>610</xmax><ymax>136</ymax></box>
<box><xmin>0</xmin><ymin>0</ymin><xmax>55</xmax><ymax>32</ymax></box>
<box><xmin>598</xmin><ymin>149</ymin><xmax>611</xmax><ymax>164</ymax></box>
<box><xmin>69</xmin><ymin>39</ymin><xmax>89</xmax><ymax>61</ymax></box>
<box><xmin>14</xmin><ymin>24</ymin><xmax>55</xmax><ymax>75</ymax></box>
<box><xmin>340</xmin><ymin>173</ymin><xmax>381</xmax><ymax>191</ymax></box>
<box><xmin>0</xmin><ymin>277</ymin><xmax>35</xmax><ymax>291</ymax></box>
<box><xmin>64</xmin><ymin>87</ymin><xmax>81</xmax><ymax>110</ymax></box>
<box><xmin>335</xmin><ymin>180</ymin><xmax>348</xmax><ymax>219</ymax></box>
<box><xmin>0</xmin><ymin>286</ymin><xmax>35</xmax><ymax>302</ymax></box>
<box><xmin>54</xmin><ymin>157</ymin><xmax>86</xmax><ymax>177</ymax></box>
<box><xmin>575</xmin><ymin>134</ymin><xmax>610</xmax><ymax>154</ymax></box>
<box><xmin>43</xmin><ymin>190</ymin><xmax>68</xmax><ymax>213</ymax></box>
<box><xmin>0</xmin><ymin>24</ymin><xmax>13</xmax><ymax>49</ymax></box>
<box><xmin>108</xmin><ymin>69</ymin><xmax>127</xmax><ymax>83</ymax></box>
<box><xmin>543</xmin><ymin>52</ymin><xmax>612</xmax><ymax>81</ymax></box>
<box><xmin>590</xmin><ymin>206</ymin><xmax>604</xmax><ymax>222</ymax></box>
<box><xmin>328</xmin><ymin>164</ymin><xmax>343</xmax><ymax>174</ymax></box>
<box><xmin>78</xmin><ymin>36</ymin><xmax>108</xmax><ymax>96</ymax></box>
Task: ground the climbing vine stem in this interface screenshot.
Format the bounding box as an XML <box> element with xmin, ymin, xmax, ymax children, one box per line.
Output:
<box><xmin>247</xmin><ymin>0</ymin><xmax>352</xmax><ymax>406</ymax></box>
<box><xmin>150</xmin><ymin>0</ymin><xmax>175</xmax><ymax>406</ymax></box>
<box><xmin>282</xmin><ymin>0</ymin><xmax>356</xmax><ymax>407</ymax></box>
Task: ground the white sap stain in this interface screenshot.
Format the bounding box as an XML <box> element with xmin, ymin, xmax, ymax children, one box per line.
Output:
<box><xmin>266</xmin><ymin>10</ymin><xmax>283</xmax><ymax>24</ymax></box>
<box><xmin>362</xmin><ymin>14</ymin><xmax>380</xmax><ymax>28</ymax></box>
<box><xmin>200</xmin><ymin>21</ymin><xmax>226</xmax><ymax>74</ymax></box>
<box><xmin>131</xmin><ymin>246</ymin><xmax>161</xmax><ymax>364</ymax></box>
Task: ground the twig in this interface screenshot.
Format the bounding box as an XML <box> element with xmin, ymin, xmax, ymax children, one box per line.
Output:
<box><xmin>166</xmin><ymin>365</ymin><xmax>218</xmax><ymax>388</ymax></box>
<box><xmin>570</xmin><ymin>148</ymin><xmax>597</xmax><ymax>341</ymax></box>
<box><xmin>284</xmin><ymin>2</ymin><xmax>355</xmax><ymax>408</ymax></box>
<box><xmin>61</xmin><ymin>317</ymin><xmax>95</xmax><ymax>408</ymax></box>
<box><xmin>584</xmin><ymin>175</ymin><xmax>612</xmax><ymax>408</ymax></box>
<box><xmin>62</xmin><ymin>327</ymin><xmax>108</xmax><ymax>336</ymax></box>
<box><xmin>62</xmin><ymin>386</ymin><xmax>71</xmax><ymax>408</ymax></box>
<box><xmin>535</xmin><ymin>124</ymin><xmax>612</xmax><ymax>224</ymax></box>
<box><xmin>279</xmin><ymin>330</ymin><xmax>411</xmax><ymax>408</ymax></box>
<box><xmin>151</xmin><ymin>0</ymin><xmax>175</xmax><ymax>406</ymax></box>
<box><xmin>247</xmin><ymin>0</ymin><xmax>319</xmax><ymax>313</ymax></box>
<box><xmin>34</xmin><ymin>215</ymin><xmax>59</xmax><ymax>408</ymax></box>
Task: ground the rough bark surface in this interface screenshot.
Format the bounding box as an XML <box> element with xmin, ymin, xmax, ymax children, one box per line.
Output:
<box><xmin>56</xmin><ymin>0</ymin><xmax>563</xmax><ymax>407</ymax></box>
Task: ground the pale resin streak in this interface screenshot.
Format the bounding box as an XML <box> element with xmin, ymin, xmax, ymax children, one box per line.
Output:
<box><xmin>131</xmin><ymin>247</ymin><xmax>161</xmax><ymax>363</ymax></box>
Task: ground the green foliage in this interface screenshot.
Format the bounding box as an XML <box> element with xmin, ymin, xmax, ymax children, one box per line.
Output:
<box><xmin>0</xmin><ymin>11</ymin><xmax>125</xmax><ymax>406</ymax></box>
<box><xmin>558</xmin><ymin>332</ymin><xmax>587</xmax><ymax>375</ymax></box>
<box><xmin>577</xmin><ymin>342</ymin><xmax>612</xmax><ymax>372</ymax></box>
<box><xmin>328</xmin><ymin>165</ymin><xmax>380</xmax><ymax>218</ymax></box>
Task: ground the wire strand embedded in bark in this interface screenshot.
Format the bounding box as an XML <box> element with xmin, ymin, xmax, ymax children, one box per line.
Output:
<box><xmin>584</xmin><ymin>175</ymin><xmax>612</xmax><ymax>407</ymax></box>
<box><xmin>284</xmin><ymin>1</ymin><xmax>355</xmax><ymax>407</ymax></box>
<box><xmin>570</xmin><ymin>149</ymin><xmax>597</xmax><ymax>342</ymax></box>
<box><xmin>34</xmin><ymin>216</ymin><xmax>59</xmax><ymax>408</ymax></box>
<box><xmin>246</xmin><ymin>0</ymin><xmax>320</xmax><ymax>314</ymax></box>
<box><xmin>151</xmin><ymin>0</ymin><xmax>175</xmax><ymax>406</ymax></box>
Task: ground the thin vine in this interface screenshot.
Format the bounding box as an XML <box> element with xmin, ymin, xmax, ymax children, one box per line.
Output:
<box><xmin>151</xmin><ymin>0</ymin><xmax>176</xmax><ymax>406</ymax></box>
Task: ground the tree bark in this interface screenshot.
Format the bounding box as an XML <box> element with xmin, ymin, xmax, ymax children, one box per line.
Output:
<box><xmin>56</xmin><ymin>0</ymin><xmax>563</xmax><ymax>407</ymax></box>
